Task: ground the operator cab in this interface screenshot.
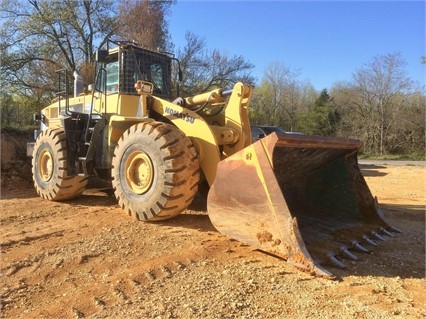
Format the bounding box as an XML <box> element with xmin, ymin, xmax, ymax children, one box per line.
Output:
<box><xmin>94</xmin><ymin>43</ymin><xmax>173</xmax><ymax>100</ymax></box>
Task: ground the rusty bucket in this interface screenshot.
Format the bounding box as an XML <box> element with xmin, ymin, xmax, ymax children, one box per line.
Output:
<box><xmin>207</xmin><ymin>133</ymin><xmax>399</xmax><ymax>277</ymax></box>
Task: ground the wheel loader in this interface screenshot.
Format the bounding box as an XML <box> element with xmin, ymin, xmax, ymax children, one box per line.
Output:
<box><xmin>27</xmin><ymin>42</ymin><xmax>399</xmax><ymax>278</ymax></box>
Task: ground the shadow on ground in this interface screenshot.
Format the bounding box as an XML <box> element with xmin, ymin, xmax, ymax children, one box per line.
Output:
<box><xmin>360</xmin><ymin>163</ymin><xmax>388</xmax><ymax>177</ymax></box>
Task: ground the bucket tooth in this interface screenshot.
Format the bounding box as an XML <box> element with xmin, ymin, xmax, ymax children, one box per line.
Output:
<box><xmin>351</xmin><ymin>240</ymin><xmax>370</xmax><ymax>253</ymax></box>
<box><xmin>372</xmin><ymin>231</ymin><xmax>387</xmax><ymax>241</ymax></box>
<box><xmin>389</xmin><ymin>225</ymin><xmax>402</xmax><ymax>233</ymax></box>
<box><xmin>380</xmin><ymin>228</ymin><xmax>395</xmax><ymax>237</ymax></box>
<box><xmin>362</xmin><ymin>235</ymin><xmax>378</xmax><ymax>247</ymax></box>
<box><xmin>340</xmin><ymin>246</ymin><xmax>358</xmax><ymax>260</ymax></box>
<box><xmin>327</xmin><ymin>252</ymin><xmax>347</xmax><ymax>268</ymax></box>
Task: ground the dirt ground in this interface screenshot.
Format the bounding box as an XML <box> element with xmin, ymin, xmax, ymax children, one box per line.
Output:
<box><xmin>1</xmin><ymin>130</ymin><xmax>425</xmax><ymax>318</ymax></box>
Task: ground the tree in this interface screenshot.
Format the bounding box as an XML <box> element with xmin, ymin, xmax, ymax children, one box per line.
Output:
<box><xmin>1</xmin><ymin>0</ymin><xmax>175</xmax><ymax>128</ymax></box>
<box><xmin>1</xmin><ymin>0</ymin><xmax>123</xmax><ymax>128</ymax></box>
<box><xmin>250</xmin><ymin>61</ymin><xmax>309</xmax><ymax>131</ymax></box>
<box><xmin>298</xmin><ymin>89</ymin><xmax>340</xmax><ymax>135</ymax></box>
<box><xmin>116</xmin><ymin>0</ymin><xmax>174</xmax><ymax>52</ymax></box>
<box><xmin>387</xmin><ymin>91</ymin><xmax>425</xmax><ymax>156</ymax></box>
<box><xmin>1</xmin><ymin>0</ymin><xmax>117</xmax><ymax>93</ymax></box>
<box><xmin>332</xmin><ymin>52</ymin><xmax>415</xmax><ymax>155</ymax></box>
<box><xmin>176</xmin><ymin>32</ymin><xmax>255</xmax><ymax>96</ymax></box>
<box><xmin>0</xmin><ymin>93</ymin><xmax>17</xmax><ymax>127</ymax></box>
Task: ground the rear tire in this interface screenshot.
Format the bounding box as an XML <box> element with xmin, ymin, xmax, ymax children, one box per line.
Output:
<box><xmin>112</xmin><ymin>121</ymin><xmax>200</xmax><ymax>221</ymax></box>
<box><xmin>32</xmin><ymin>129</ymin><xmax>88</xmax><ymax>201</ymax></box>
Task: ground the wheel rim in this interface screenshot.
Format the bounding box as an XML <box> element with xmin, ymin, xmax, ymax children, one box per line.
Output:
<box><xmin>125</xmin><ymin>151</ymin><xmax>154</xmax><ymax>194</ymax></box>
<box><xmin>38</xmin><ymin>149</ymin><xmax>54</xmax><ymax>182</ymax></box>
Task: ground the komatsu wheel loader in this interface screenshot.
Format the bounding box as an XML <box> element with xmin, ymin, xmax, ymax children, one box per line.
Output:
<box><xmin>27</xmin><ymin>42</ymin><xmax>399</xmax><ymax>277</ymax></box>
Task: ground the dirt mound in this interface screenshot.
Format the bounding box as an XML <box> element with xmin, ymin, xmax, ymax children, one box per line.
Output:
<box><xmin>1</xmin><ymin>128</ymin><xmax>34</xmax><ymax>190</ymax></box>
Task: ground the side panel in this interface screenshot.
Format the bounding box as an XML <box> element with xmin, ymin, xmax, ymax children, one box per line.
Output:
<box><xmin>95</xmin><ymin>94</ymin><xmax>142</xmax><ymax>117</ymax></box>
<box><xmin>150</xmin><ymin>97</ymin><xmax>221</xmax><ymax>186</ymax></box>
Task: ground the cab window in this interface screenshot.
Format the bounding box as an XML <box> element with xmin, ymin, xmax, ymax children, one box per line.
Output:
<box><xmin>150</xmin><ymin>63</ymin><xmax>165</xmax><ymax>95</ymax></box>
<box><xmin>105</xmin><ymin>61</ymin><xmax>119</xmax><ymax>92</ymax></box>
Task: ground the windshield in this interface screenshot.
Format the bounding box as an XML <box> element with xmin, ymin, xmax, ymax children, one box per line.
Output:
<box><xmin>123</xmin><ymin>47</ymin><xmax>171</xmax><ymax>98</ymax></box>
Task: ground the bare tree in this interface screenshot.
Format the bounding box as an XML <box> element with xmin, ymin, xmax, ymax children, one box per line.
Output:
<box><xmin>332</xmin><ymin>53</ymin><xmax>415</xmax><ymax>155</ymax></box>
<box><xmin>352</xmin><ymin>52</ymin><xmax>413</xmax><ymax>154</ymax></box>
<box><xmin>176</xmin><ymin>32</ymin><xmax>255</xmax><ymax>96</ymax></box>
<box><xmin>116</xmin><ymin>0</ymin><xmax>174</xmax><ymax>52</ymax></box>
<box><xmin>250</xmin><ymin>61</ymin><xmax>307</xmax><ymax>131</ymax></box>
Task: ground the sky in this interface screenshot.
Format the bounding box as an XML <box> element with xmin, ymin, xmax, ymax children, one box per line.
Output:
<box><xmin>168</xmin><ymin>0</ymin><xmax>425</xmax><ymax>91</ymax></box>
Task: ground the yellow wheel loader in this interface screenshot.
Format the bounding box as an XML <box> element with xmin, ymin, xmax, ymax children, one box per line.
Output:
<box><xmin>28</xmin><ymin>42</ymin><xmax>399</xmax><ymax>277</ymax></box>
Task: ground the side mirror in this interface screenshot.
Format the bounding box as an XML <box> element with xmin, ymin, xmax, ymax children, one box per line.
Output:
<box><xmin>95</xmin><ymin>50</ymin><xmax>108</xmax><ymax>63</ymax></box>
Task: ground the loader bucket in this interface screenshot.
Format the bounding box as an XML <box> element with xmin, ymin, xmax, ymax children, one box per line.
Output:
<box><xmin>207</xmin><ymin>133</ymin><xmax>399</xmax><ymax>277</ymax></box>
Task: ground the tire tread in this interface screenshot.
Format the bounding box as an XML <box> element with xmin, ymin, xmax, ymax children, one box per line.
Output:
<box><xmin>112</xmin><ymin>121</ymin><xmax>200</xmax><ymax>221</ymax></box>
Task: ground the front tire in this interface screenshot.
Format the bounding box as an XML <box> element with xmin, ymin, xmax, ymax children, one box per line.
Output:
<box><xmin>32</xmin><ymin>129</ymin><xmax>88</xmax><ymax>201</ymax></box>
<box><xmin>112</xmin><ymin>121</ymin><xmax>200</xmax><ymax>221</ymax></box>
